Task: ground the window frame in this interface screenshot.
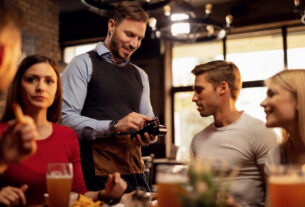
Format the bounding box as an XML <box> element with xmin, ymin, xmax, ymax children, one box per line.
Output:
<box><xmin>170</xmin><ymin>26</ymin><xmax>292</xmax><ymax>144</ymax></box>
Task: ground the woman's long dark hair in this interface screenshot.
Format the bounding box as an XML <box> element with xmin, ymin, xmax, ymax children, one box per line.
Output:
<box><xmin>1</xmin><ymin>55</ymin><xmax>62</xmax><ymax>123</ymax></box>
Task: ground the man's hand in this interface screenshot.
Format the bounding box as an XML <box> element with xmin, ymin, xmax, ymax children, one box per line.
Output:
<box><xmin>117</xmin><ymin>112</ymin><xmax>151</xmax><ymax>133</ymax></box>
<box><xmin>134</xmin><ymin>133</ymin><xmax>157</xmax><ymax>147</ymax></box>
<box><xmin>102</xmin><ymin>172</ymin><xmax>127</xmax><ymax>200</ymax></box>
<box><xmin>0</xmin><ymin>116</ymin><xmax>38</xmax><ymax>172</ymax></box>
<box><xmin>116</xmin><ymin>112</ymin><xmax>157</xmax><ymax>146</ymax></box>
<box><xmin>0</xmin><ymin>184</ymin><xmax>28</xmax><ymax>206</ymax></box>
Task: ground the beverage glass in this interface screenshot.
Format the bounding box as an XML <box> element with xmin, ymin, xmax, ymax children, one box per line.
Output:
<box><xmin>46</xmin><ymin>163</ymin><xmax>73</xmax><ymax>207</ymax></box>
<box><xmin>156</xmin><ymin>164</ymin><xmax>188</xmax><ymax>207</ymax></box>
<box><xmin>268</xmin><ymin>164</ymin><xmax>305</xmax><ymax>207</ymax></box>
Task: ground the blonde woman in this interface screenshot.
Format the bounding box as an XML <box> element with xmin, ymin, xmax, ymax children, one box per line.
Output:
<box><xmin>261</xmin><ymin>69</ymin><xmax>305</xmax><ymax>173</ymax></box>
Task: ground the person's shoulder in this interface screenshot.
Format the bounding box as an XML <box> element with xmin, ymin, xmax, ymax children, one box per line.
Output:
<box><xmin>242</xmin><ymin>114</ymin><xmax>278</xmax><ymax>146</ymax></box>
<box><xmin>268</xmin><ymin>144</ymin><xmax>281</xmax><ymax>162</ymax></box>
<box><xmin>268</xmin><ymin>144</ymin><xmax>281</xmax><ymax>155</ymax></box>
<box><xmin>191</xmin><ymin>123</ymin><xmax>214</xmax><ymax>154</ymax></box>
<box><xmin>130</xmin><ymin>63</ymin><xmax>149</xmax><ymax>83</ymax></box>
<box><xmin>71</xmin><ymin>52</ymin><xmax>91</xmax><ymax>63</ymax></box>
<box><xmin>264</xmin><ymin>144</ymin><xmax>281</xmax><ymax>175</ymax></box>
<box><xmin>0</xmin><ymin>122</ymin><xmax>9</xmax><ymax>134</ymax></box>
<box><xmin>239</xmin><ymin>112</ymin><xmax>278</xmax><ymax>139</ymax></box>
<box><xmin>53</xmin><ymin>123</ymin><xmax>78</xmax><ymax>138</ymax></box>
<box><xmin>62</xmin><ymin>52</ymin><xmax>93</xmax><ymax>78</ymax></box>
<box><xmin>64</xmin><ymin>51</ymin><xmax>92</xmax><ymax>69</ymax></box>
<box><xmin>0</xmin><ymin>122</ymin><xmax>9</xmax><ymax>128</ymax></box>
<box><xmin>242</xmin><ymin>112</ymin><xmax>264</xmax><ymax>124</ymax></box>
<box><xmin>130</xmin><ymin>63</ymin><xmax>147</xmax><ymax>74</ymax></box>
<box><xmin>193</xmin><ymin>123</ymin><xmax>214</xmax><ymax>139</ymax></box>
<box><xmin>242</xmin><ymin>112</ymin><xmax>272</xmax><ymax>129</ymax></box>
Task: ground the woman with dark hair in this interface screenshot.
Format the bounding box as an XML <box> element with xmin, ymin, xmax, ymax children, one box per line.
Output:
<box><xmin>0</xmin><ymin>55</ymin><xmax>126</xmax><ymax>206</ymax></box>
<box><xmin>1</xmin><ymin>55</ymin><xmax>62</xmax><ymax>123</ymax></box>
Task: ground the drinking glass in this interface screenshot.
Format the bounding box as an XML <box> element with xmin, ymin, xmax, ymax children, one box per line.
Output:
<box><xmin>46</xmin><ymin>163</ymin><xmax>73</xmax><ymax>207</ymax></box>
<box><xmin>268</xmin><ymin>164</ymin><xmax>305</xmax><ymax>207</ymax></box>
<box><xmin>156</xmin><ymin>164</ymin><xmax>188</xmax><ymax>207</ymax></box>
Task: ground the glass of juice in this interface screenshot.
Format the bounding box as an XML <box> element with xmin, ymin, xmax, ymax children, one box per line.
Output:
<box><xmin>46</xmin><ymin>163</ymin><xmax>73</xmax><ymax>207</ymax></box>
<box><xmin>156</xmin><ymin>164</ymin><xmax>188</xmax><ymax>207</ymax></box>
<box><xmin>268</xmin><ymin>164</ymin><xmax>305</xmax><ymax>207</ymax></box>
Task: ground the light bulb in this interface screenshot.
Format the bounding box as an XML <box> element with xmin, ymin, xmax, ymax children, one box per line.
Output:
<box><xmin>207</xmin><ymin>25</ymin><xmax>214</xmax><ymax>35</ymax></box>
<box><xmin>171</xmin><ymin>13</ymin><xmax>189</xmax><ymax>21</ymax></box>
<box><xmin>205</xmin><ymin>3</ymin><xmax>213</xmax><ymax>15</ymax></box>
<box><xmin>295</xmin><ymin>0</ymin><xmax>300</xmax><ymax>6</ymax></box>
<box><xmin>171</xmin><ymin>23</ymin><xmax>190</xmax><ymax>36</ymax></box>
<box><xmin>217</xmin><ymin>29</ymin><xmax>226</xmax><ymax>39</ymax></box>
<box><xmin>149</xmin><ymin>17</ymin><xmax>157</xmax><ymax>30</ymax></box>
<box><xmin>225</xmin><ymin>14</ymin><xmax>233</xmax><ymax>27</ymax></box>
<box><xmin>164</xmin><ymin>5</ymin><xmax>171</xmax><ymax>16</ymax></box>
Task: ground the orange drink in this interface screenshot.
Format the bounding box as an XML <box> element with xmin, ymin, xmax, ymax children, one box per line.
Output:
<box><xmin>46</xmin><ymin>163</ymin><xmax>73</xmax><ymax>207</ymax></box>
<box><xmin>269</xmin><ymin>175</ymin><xmax>305</xmax><ymax>207</ymax></box>
<box><xmin>47</xmin><ymin>176</ymin><xmax>73</xmax><ymax>207</ymax></box>
<box><xmin>157</xmin><ymin>182</ymin><xmax>186</xmax><ymax>207</ymax></box>
<box><xmin>156</xmin><ymin>164</ymin><xmax>188</xmax><ymax>207</ymax></box>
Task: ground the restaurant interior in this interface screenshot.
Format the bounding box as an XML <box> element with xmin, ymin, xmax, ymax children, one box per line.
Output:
<box><xmin>1</xmin><ymin>0</ymin><xmax>305</xmax><ymax>191</ymax></box>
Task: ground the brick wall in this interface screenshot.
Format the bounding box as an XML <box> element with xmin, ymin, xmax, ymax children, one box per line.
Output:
<box><xmin>0</xmin><ymin>0</ymin><xmax>60</xmax><ymax>116</ymax></box>
<box><xmin>16</xmin><ymin>0</ymin><xmax>60</xmax><ymax>61</ymax></box>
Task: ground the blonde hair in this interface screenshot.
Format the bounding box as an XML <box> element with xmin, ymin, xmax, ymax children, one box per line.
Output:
<box><xmin>266</xmin><ymin>69</ymin><xmax>305</xmax><ymax>145</ymax></box>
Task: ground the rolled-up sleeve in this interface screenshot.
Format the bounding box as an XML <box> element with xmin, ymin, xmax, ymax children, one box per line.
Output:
<box><xmin>61</xmin><ymin>54</ymin><xmax>111</xmax><ymax>140</ymax></box>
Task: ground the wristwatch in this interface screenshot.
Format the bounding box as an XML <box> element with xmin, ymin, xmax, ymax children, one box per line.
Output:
<box><xmin>109</xmin><ymin>120</ymin><xmax>119</xmax><ymax>134</ymax></box>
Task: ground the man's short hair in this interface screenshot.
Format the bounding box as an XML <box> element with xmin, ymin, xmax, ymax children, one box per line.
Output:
<box><xmin>110</xmin><ymin>1</ymin><xmax>149</xmax><ymax>25</ymax></box>
<box><xmin>0</xmin><ymin>0</ymin><xmax>23</xmax><ymax>32</ymax></box>
<box><xmin>192</xmin><ymin>60</ymin><xmax>242</xmax><ymax>101</ymax></box>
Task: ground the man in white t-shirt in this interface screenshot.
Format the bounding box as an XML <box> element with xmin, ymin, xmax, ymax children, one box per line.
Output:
<box><xmin>190</xmin><ymin>60</ymin><xmax>277</xmax><ymax>207</ymax></box>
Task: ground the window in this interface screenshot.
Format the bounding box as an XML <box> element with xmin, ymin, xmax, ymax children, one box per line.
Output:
<box><xmin>287</xmin><ymin>28</ymin><xmax>305</xmax><ymax>69</ymax></box>
<box><xmin>172</xmin><ymin>41</ymin><xmax>223</xmax><ymax>87</ymax></box>
<box><xmin>236</xmin><ymin>87</ymin><xmax>267</xmax><ymax>122</ymax></box>
<box><xmin>227</xmin><ymin>31</ymin><xmax>284</xmax><ymax>127</ymax></box>
<box><xmin>226</xmin><ymin>30</ymin><xmax>284</xmax><ymax>81</ymax></box>
<box><xmin>174</xmin><ymin>92</ymin><xmax>214</xmax><ymax>159</ymax></box>
<box><xmin>63</xmin><ymin>43</ymin><xmax>97</xmax><ymax>64</ymax></box>
<box><xmin>171</xmin><ymin>28</ymin><xmax>305</xmax><ymax>160</ymax></box>
<box><xmin>172</xmin><ymin>41</ymin><xmax>222</xmax><ymax>158</ymax></box>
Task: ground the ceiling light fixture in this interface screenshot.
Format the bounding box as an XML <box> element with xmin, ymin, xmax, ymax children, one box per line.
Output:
<box><xmin>80</xmin><ymin>0</ymin><xmax>232</xmax><ymax>43</ymax></box>
<box><xmin>148</xmin><ymin>1</ymin><xmax>233</xmax><ymax>43</ymax></box>
<box><xmin>81</xmin><ymin>0</ymin><xmax>171</xmax><ymax>17</ymax></box>
<box><xmin>294</xmin><ymin>0</ymin><xmax>305</xmax><ymax>24</ymax></box>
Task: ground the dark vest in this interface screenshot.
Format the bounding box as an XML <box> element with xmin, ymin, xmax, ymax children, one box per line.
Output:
<box><xmin>81</xmin><ymin>51</ymin><xmax>143</xmax><ymax>120</ymax></box>
<box><xmin>80</xmin><ymin>51</ymin><xmax>146</xmax><ymax>190</ymax></box>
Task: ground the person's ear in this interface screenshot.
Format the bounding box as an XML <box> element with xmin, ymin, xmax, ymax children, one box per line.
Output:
<box><xmin>0</xmin><ymin>44</ymin><xmax>5</xmax><ymax>67</ymax></box>
<box><xmin>218</xmin><ymin>81</ymin><xmax>229</xmax><ymax>96</ymax></box>
<box><xmin>108</xmin><ymin>19</ymin><xmax>115</xmax><ymax>36</ymax></box>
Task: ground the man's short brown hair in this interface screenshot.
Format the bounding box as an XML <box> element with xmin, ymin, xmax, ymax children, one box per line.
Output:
<box><xmin>192</xmin><ymin>60</ymin><xmax>242</xmax><ymax>101</ymax></box>
<box><xmin>111</xmin><ymin>1</ymin><xmax>149</xmax><ymax>25</ymax></box>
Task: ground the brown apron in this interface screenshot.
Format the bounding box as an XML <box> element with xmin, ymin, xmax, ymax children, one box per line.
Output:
<box><xmin>91</xmin><ymin>135</ymin><xmax>144</xmax><ymax>176</ymax></box>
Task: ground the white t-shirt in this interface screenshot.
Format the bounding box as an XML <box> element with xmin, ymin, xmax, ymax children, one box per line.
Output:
<box><xmin>191</xmin><ymin>112</ymin><xmax>278</xmax><ymax>207</ymax></box>
<box><xmin>264</xmin><ymin>145</ymin><xmax>283</xmax><ymax>176</ymax></box>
